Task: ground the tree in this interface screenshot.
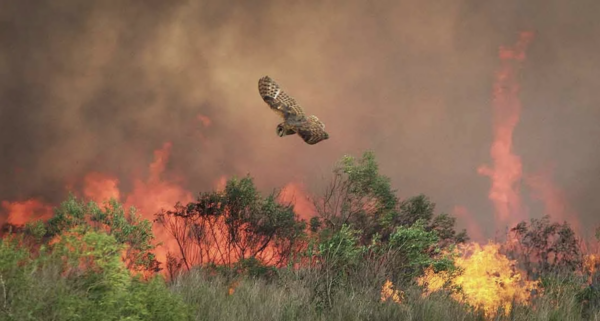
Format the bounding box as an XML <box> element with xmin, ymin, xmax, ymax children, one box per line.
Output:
<box><xmin>508</xmin><ymin>215</ymin><xmax>582</xmax><ymax>278</ymax></box>
<box><xmin>0</xmin><ymin>226</ymin><xmax>189</xmax><ymax>321</ymax></box>
<box><xmin>313</xmin><ymin>151</ymin><xmax>468</xmax><ymax>247</ymax></box>
<box><xmin>155</xmin><ymin>175</ymin><xmax>307</xmax><ymax>277</ymax></box>
<box><xmin>313</xmin><ymin>151</ymin><xmax>399</xmax><ymax>243</ymax></box>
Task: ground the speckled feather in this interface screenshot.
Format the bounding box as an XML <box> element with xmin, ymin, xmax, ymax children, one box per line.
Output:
<box><xmin>258</xmin><ymin>76</ymin><xmax>329</xmax><ymax>145</ymax></box>
<box><xmin>258</xmin><ymin>76</ymin><xmax>305</xmax><ymax>121</ymax></box>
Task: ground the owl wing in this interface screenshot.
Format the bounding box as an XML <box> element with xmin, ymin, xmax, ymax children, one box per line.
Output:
<box><xmin>258</xmin><ymin>76</ymin><xmax>305</xmax><ymax>120</ymax></box>
<box><xmin>296</xmin><ymin>115</ymin><xmax>329</xmax><ymax>145</ymax></box>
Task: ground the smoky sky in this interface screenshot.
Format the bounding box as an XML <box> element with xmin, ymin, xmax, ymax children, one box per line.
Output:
<box><xmin>1</xmin><ymin>0</ymin><xmax>599</xmax><ymax>238</ymax></box>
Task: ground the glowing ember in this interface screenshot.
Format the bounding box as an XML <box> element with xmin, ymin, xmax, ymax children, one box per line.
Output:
<box><xmin>380</xmin><ymin>279</ymin><xmax>404</xmax><ymax>304</ymax></box>
<box><xmin>418</xmin><ymin>242</ymin><xmax>539</xmax><ymax>317</ymax></box>
<box><xmin>227</xmin><ymin>280</ymin><xmax>240</xmax><ymax>296</ymax></box>
<box><xmin>477</xmin><ymin>31</ymin><xmax>535</xmax><ymax>228</ymax></box>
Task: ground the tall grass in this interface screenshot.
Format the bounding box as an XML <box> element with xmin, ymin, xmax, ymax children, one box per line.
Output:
<box><xmin>168</xmin><ymin>267</ymin><xmax>600</xmax><ymax>321</ymax></box>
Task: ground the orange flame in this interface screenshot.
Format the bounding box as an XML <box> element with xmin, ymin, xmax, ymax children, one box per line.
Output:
<box><xmin>1</xmin><ymin>199</ymin><xmax>53</xmax><ymax>226</ymax></box>
<box><xmin>418</xmin><ymin>242</ymin><xmax>539</xmax><ymax>317</ymax></box>
<box><xmin>83</xmin><ymin>172</ymin><xmax>121</xmax><ymax>205</ymax></box>
<box><xmin>380</xmin><ymin>279</ymin><xmax>404</xmax><ymax>304</ymax></box>
<box><xmin>124</xmin><ymin>142</ymin><xmax>194</xmax><ymax>266</ymax></box>
<box><xmin>477</xmin><ymin>31</ymin><xmax>535</xmax><ymax>229</ymax></box>
<box><xmin>227</xmin><ymin>280</ymin><xmax>240</xmax><ymax>296</ymax></box>
<box><xmin>583</xmin><ymin>254</ymin><xmax>600</xmax><ymax>284</ymax></box>
<box><xmin>278</xmin><ymin>182</ymin><xmax>316</xmax><ymax>221</ymax></box>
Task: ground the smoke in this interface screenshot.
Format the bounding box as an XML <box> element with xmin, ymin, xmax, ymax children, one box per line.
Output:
<box><xmin>1</xmin><ymin>0</ymin><xmax>599</xmax><ymax>238</ymax></box>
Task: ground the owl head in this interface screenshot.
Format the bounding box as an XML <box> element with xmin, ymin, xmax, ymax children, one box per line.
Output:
<box><xmin>276</xmin><ymin>124</ymin><xmax>286</xmax><ymax>137</ymax></box>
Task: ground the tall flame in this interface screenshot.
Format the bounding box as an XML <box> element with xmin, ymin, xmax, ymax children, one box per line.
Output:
<box><xmin>477</xmin><ymin>31</ymin><xmax>535</xmax><ymax>229</ymax></box>
<box><xmin>123</xmin><ymin>142</ymin><xmax>194</xmax><ymax>265</ymax></box>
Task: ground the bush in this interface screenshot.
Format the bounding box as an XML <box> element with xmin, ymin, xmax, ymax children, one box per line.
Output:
<box><xmin>0</xmin><ymin>207</ymin><xmax>189</xmax><ymax>320</ymax></box>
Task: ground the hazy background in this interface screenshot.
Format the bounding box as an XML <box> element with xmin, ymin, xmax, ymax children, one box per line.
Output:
<box><xmin>1</xmin><ymin>0</ymin><xmax>599</xmax><ymax>239</ymax></box>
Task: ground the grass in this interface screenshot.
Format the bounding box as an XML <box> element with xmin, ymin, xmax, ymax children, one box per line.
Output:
<box><xmin>166</xmin><ymin>267</ymin><xmax>600</xmax><ymax>321</ymax></box>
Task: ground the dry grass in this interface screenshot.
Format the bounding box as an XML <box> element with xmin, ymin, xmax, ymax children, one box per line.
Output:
<box><xmin>168</xmin><ymin>268</ymin><xmax>599</xmax><ymax>321</ymax></box>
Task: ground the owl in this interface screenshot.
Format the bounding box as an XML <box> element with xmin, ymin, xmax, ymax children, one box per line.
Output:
<box><xmin>258</xmin><ymin>76</ymin><xmax>329</xmax><ymax>145</ymax></box>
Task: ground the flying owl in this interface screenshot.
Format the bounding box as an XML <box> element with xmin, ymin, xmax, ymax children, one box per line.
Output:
<box><xmin>258</xmin><ymin>76</ymin><xmax>329</xmax><ymax>145</ymax></box>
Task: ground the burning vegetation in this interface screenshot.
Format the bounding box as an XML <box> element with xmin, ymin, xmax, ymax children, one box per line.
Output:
<box><xmin>0</xmin><ymin>32</ymin><xmax>599</xmax><ymax>321</ymax></box>
<box><xmin>418</xmin><ymin>242</ymin><xmax>539</xmax><ymax>317</ymax></box>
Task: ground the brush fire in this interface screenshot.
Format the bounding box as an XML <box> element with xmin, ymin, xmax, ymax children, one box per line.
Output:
<box><xmin>1</xmin><ymin>27</ymin><xmax>598</xmax><ymax>321</ymax></box>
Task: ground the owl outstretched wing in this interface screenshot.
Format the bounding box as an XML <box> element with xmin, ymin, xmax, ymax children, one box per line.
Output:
<box><xmin>258</xmin><ymin>76</ymin><xmax>305</xmax><ymax>120</ymax></box>
<box><xmin>296</xmin><ymin>115</ymin><xmax>329</xmax><ymax>145</ymax></box>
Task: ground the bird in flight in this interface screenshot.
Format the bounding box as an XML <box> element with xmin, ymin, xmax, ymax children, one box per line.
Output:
<box><xmin>258</xmin><ymin>76</ymin><xmax>329</xmax><ymax>145</ymax></box>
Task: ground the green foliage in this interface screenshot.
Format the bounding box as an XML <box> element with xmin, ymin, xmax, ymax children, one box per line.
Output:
<box><xmin>43</xmin><ymin>195</ymin><xmax>158</xmax><ymax>272</ymax></box>
<box><xmin>233</xmin><ymin>257</ymin><xmax>277</xmax><ymax>280</ymax></box>
<box><xmin>314</xmin><ymin>151</ymin><xmax>467</xmax><ymax>249</ymax></box>
<box><xmin>315</xmin><ymin>151</ymin><xmax>400</xmax><ymax>243</ymax></box>
<box><xmin>389</xmin><ymin>195</ymin><xmax>469</xmax><ymax>248</ymax></box>
<box><xmin>386</xmin><ymin>220</ymin><xmax>455</xmax><ymax>282</ymax></box>
<box><xmin>302</xmin><ymin>224</ymin><xmax>365</xmax><ymax>310</ymax></box>
<box><xmin>429</xmin><ymin>213</ymin><xmax>469</xmax><ymax>246</ymax></box>
<box><xmin>395</xmin><ymin>194</ymin><xmax>436</xmax><ymax>226</ymax></box>
<box><xmin>303</xmin><ymin>151</ymin><xmax>465</xmax><ymax>310</ymax></box>
<box><xmin>0</xmin><ymin>228</ymin><xmax>189</xmax><ymax>321</ymax></box>
<box><xmin>576</xmin><ymin>285</ymin><xmax>600</xmax><ymax>319</ymax></box>
<box><xmin>316</xmin><ymin>224</ymin><xmax>364</xmax><ymax>271</ymax></box>
<box><xmin>0</xmin><ymin>235</ymin><xmax>34</xmax><ymax>318</ymax></box>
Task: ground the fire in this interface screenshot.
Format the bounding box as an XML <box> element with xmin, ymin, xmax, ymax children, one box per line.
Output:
<box><xmin>380</xmin><ymin>279</ymin><xmax>404</xmax><ymax>304</ymax></box>
<box><xmin>1</xmin><ymin>199</ymin><xmax>53</xmax><ymax>226</ymax></box>
<box><xmin>82</xmin><ymin>172</ymin><xmax>121</xmax><ymax>205</ymax></box>
<box><xmin>418</xmin><ymin>242</ymin><xmax>539</xmax><ymax>317</ymax></box>
<box><xmin>278</xmin><ymin>182</ymin><xmax>316</xmax><ymax>221</ymax></box>
<box><xmin>477</xmin><ymin>31</ymin><xmax>535</xmax><ymax>228</ymax></box>
<box><xmin>227</xmin><ymin>280</ymin><xmax>240</xmax><ymax>296</ymax></box>
<box><xmin>123</xmin><ymin>142</ymin><xmax>194</xmax><ymax>266</ymax></box>
<box><xmin>583</xmin><ymin>254</ymin><xmax>600</xmax><ymax>284</ymax></box>
<box><xmin>418</xmin><ymin>267</ymin><xmax>451</xmax><ymax>297</ymax></box>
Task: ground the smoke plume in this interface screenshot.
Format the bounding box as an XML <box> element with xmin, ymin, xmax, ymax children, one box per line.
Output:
<box><xmin>1</xmin><ymin>0</ymin><xmax>599</xmax><ymax>239</ymax></box>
